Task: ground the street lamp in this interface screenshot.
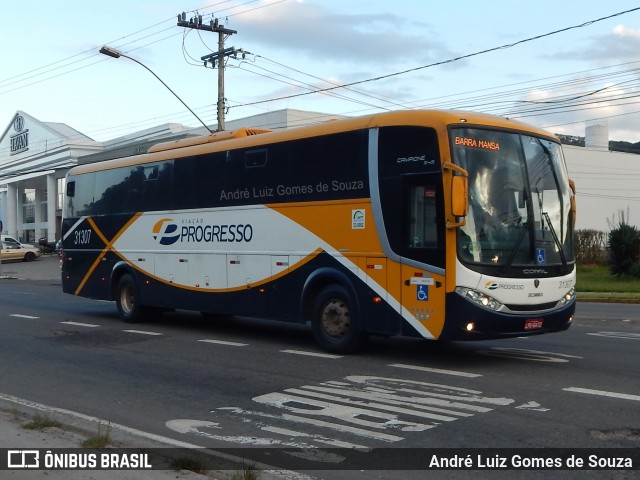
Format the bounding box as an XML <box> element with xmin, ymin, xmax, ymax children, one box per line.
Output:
<box><xmin>99</xmin><ymin>46</ymin><xmax>213</xmax><ymax>133</ymax></box>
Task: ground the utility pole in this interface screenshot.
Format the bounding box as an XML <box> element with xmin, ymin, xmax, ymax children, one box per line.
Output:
<box><xmin>177</xmin><ymin>12</ymin><xmax>243</xmax><ymax>131</ymax></box>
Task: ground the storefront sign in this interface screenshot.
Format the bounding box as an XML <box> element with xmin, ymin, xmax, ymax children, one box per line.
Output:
<box><xmin>10</xmin><ymin>115</ymin><xmax>29</xmax><ymax>155</ymax></box>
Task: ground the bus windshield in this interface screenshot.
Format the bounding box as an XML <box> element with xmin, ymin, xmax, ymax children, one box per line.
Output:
<box><xmin>452</xmin><ymin>128</ymin><xmax>574</xmax><ymax>272</ymax></box>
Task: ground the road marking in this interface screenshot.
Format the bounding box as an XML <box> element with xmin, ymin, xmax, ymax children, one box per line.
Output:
<box><xmin>516</xmin><ymin>401</ymin><xmax>549</xmax><ymax>411</ymax></box>
<box><xmin>281</xmin><ymin>388</ymin><xmax>462</xmax><ymax>422</ymax></box>
<box><xmin>165</xmin><ymin>419</ymin><xmax>219</xmax><ymax>433</ymax></box>
<box><xmin>198</xmin><ymin>375</ymin><xmax>517</xmax><ymax>450</ymax></box>
<box><xmin>587</xmin><ymin>332</ymin><xmax>640</xmax><ymax>340</ymax></box>
<box><xmin>390</xmin><ymin>363</ymin><xmax>482</xmax><ymax>378</ymax></box>
<box><xmin>563</xmin><ymin>387</ymin><xmax>640</xmax><ymax>402</ymax></box>
<box><xmin>280</xmin><ymin>349</ymin><xmax>342</xmax><ymax>359</ymax></box>
<box><xmin>277</xmin><ymin>412</ymin><xmax>403</xmax><ymax>441</ymax></box>
<box><xmin>9</xmin><ymin>314</ymin><xmax>39</xmax><ymax>319</ymax></box>
<box><xmin>261</xmin><ymin>426</ymin><xmax>309</xmax><ymax>437</ymax></box>
<box><xmin>481</xmin><ymin>347</ymin><xmax>581</xmax><ymax>362</ymax></box>
<box><xmin>61</xmin><ymin>321</ymin><xmax>100</xmax><ymax>328</ymax></box>
<box><xmin>288</xmin><ymin>385</ymin><xmax>487</xmax><ymax>414</ymax></box>
<box><xmin>258</xmin><ymin>425</ymin><xmax>367</xmax><ymax>448</ymax></box>
<box><xmin>198</xmin><ymin>339</ymin><xmax>248</xmax><ymax>347</ymax></box>
<box><xmin>122</xmin><ymin>329</ymin><xmax>163</xmax><ymax>336</ymax></box>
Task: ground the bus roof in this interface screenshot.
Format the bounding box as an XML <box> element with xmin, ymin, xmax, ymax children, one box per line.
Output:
<box><xmin>68</xmin><ymin>109</ymin><xmax>559</xmax><ymax>176</ymax></box>
<box><xmin>147</xmin><ymin>127</ymin><xmax>273</xmax><ymax>153</ymax></box>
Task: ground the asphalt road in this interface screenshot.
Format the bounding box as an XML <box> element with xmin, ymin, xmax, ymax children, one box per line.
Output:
<box><xmin>1</xmin><ymin>256</ymin><xmax>639</xmax><ymax>480</ymax></box>
<box><xmin>0</xmin><ymin>253</ymin><xmax>63</xmax><ymax>281</ymax></box>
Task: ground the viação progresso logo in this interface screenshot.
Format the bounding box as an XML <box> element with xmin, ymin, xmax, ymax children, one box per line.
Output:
<box><xmin>152</xmin><ymin>218</ymin><xmax>253</xmax><ymax>245</ymax></box>
<box><xmin>152</xmin><ymin>218</ymin><xmax>180</xmax><ymax>245</ymax></box>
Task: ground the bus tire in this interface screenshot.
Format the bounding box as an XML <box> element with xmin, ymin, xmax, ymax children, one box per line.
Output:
<box><xmin>312</xmin><ymin>285</ymin><xmax>366</xmax><ymax>354</ymax></box>
<box><xmin>115</xmin><ymin>273</ymin><xmax>149</xmax><ymax>323</ymax></box>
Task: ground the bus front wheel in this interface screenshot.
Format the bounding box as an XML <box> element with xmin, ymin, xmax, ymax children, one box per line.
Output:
<box><xmin>115</xmin><ymin>274</ymin><xmax>149</xmax><ymax>323</ymax></box>
<box><xmin>312</xmin><ymin>285</ymin><xmax>366</xmax><ymax>354</ymax></box>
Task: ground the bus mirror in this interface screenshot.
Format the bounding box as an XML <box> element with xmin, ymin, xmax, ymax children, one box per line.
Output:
<box><xmin>66</xmin><ymin>181</ymin><xmax>75</xmax><ymax>198</ymax></box>
<box><xmin>451</xmin><ymin>175</ymin><xmax>468</xmax><ymax>217</ymax></box>
<box><xmin>568</xmin><ymin>178</ymin><xmax>576</xmax><ymax>226</ymax></box>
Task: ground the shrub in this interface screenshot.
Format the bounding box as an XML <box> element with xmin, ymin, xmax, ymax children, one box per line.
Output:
<box><xmin>607</xmin><ymin>212</ymin><xmax>640</xmax><ymax>277</ymax></box>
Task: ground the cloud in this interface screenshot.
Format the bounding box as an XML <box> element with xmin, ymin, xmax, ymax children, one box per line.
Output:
<box><xmin>544</xmin><ymin>24</ymin><xmax>640</xmax><ymax>62</ymax></box>
<box><xmin>230</xmin><ymin>1</ymin><xmax>455</xmax><ymax>65</ymax></box>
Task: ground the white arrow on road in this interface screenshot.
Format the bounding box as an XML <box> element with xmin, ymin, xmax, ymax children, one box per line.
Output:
<box><xmin>165</xmin><ymin>419</ymin><xmax>219</xmax><ymax>434</ymax></box>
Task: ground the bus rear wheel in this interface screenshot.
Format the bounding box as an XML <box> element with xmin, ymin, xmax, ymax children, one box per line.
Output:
<box><xmin>312</xmin><ymin>285</ymin><xmax>366</xmax><ymax>354</ymax></box>
<box><xmin>115</xmin><ymin>273</ymin><xmax>149</xmax><ymax>323</ymax></box>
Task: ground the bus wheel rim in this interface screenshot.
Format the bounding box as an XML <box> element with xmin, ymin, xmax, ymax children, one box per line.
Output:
<box><xmin>121</xmin><ymin>285</ymin><xmax>134</xmax><ymax>313</ymax></box>
<box><xmin>321</xmin><ymin>299</ymin><xmax>350</xmax><ymax>338</ymax></box>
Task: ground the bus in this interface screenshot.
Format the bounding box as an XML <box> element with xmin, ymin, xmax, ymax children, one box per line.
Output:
<box><xmin>61</xmin><ymin>110</ymin><xmax>576</xmax><ymax>353</ymax></box>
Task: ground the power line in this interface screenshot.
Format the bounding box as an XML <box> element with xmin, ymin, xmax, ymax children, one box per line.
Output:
<box><xmin>229</xmin><ymin>7</ymin><xmax>640</xmax><ymax>110</ymax></box>
<box><xmin>4</xmin><ymin>4</ymin><xmax>640</xmax><ymax>143</ymax></box>
<box><xmin>543</xmin><ymin>107</ymin><xmax>640</xmax><ymax>131</ymax></box>
<box><xmin>250</xmin><ymin>55</ymin><xmax>409</xmax><ymax>109</ymax></box>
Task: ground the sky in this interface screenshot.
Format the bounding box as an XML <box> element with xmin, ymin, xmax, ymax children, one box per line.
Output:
<box><xmin>2</xmin><ymin>1</ymin><xmax>640</xmax><ymax>143</ymax></box>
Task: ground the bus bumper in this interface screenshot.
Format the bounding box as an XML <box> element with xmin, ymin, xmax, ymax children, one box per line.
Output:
<box><xmin>440</xmin><ymin>292</ymin><xmax>575</xmax><ymax>341</ymax></box>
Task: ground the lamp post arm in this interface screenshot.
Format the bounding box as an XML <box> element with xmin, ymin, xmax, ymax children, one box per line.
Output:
<box><xmin>100</xmin><ymin>46</ymin><xmax>213</xmax><ymax>134</ymax></box>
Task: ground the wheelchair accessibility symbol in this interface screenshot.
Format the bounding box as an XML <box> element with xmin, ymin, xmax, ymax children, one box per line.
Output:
<box><xmin>536</xmin><ymin>248</ymin><xmax>546</xmax><ymax>265</ymax></box>
<box><xmin>417</xmin><ymin>285</ymin><xmax>429</xmax><ymax>301</ymax></box>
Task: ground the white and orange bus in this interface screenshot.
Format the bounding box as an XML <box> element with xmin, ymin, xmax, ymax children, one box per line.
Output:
<box><xmin>61</xmin><ymin>110</ymin><xmax>576</xmax><ymax>353</ymax></box>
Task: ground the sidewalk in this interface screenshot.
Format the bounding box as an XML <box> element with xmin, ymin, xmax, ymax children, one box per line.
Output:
<box><xmin>0</xmin><ymin>402</ymin><xmax>218</xmax><ymax>479</ymax></box>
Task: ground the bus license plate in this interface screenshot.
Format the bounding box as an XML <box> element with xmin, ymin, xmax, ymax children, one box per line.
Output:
<box><xmin>524</xmin><ymin>319</ymin><xmax>544</xmax><ymax>331</ymax></box>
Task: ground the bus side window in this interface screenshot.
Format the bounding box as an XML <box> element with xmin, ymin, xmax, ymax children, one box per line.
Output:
<box><xmin>245</xmin><ymin>149</ymin><xmax>267</xmax><ymax>168</ymax></box>
<box><xmin>408</xmin><ymin>185</ymin><xmax>439</xmax><ymax>249</ymax></box>
<box><xmin>143</xmin><ymin>165</ymin><xmax>159</xmax><ymax>181</ymax></box>
<box><xmin>127</xmin><ymin>162</ymin><xmax>173</xmax><ymax>212</ymax></box>
<box><xmin>66</xmin><ymin>181</ymin><xmax>75</xmax><ymax>197</ymax></box>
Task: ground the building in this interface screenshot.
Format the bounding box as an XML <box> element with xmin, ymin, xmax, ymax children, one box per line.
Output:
<box><xmin>0</xmin><ymin>111</ymin><xmax>100</xmax><ymax>244</ymax></box>
<box><xmin>563</xmin><ymin>122</ymin><xmax>640</xmax><ymax>231</ymax></box>
<box><xmin>1</xmin><ymin>109</ymin><xmax>637</xmax><ymax>244</ymax></box>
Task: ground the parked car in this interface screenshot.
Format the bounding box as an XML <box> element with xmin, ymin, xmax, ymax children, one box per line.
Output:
<box><xmin>1</xmin><ymin>235</ymin><xmax>43</xmax><ymax>252</ymax></box>
<box><xmin>2</xmin><ymin>235</ymin><xmax>35</xmax><ymax>247</ymax></box>
<box><xmin>0</xmin><ymin>240</ymin><xmax>41</xmax><ymax>262</ymax></box>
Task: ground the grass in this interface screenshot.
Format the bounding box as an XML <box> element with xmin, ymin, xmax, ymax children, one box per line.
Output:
<box><xmin>576</xmin><ymin>263</ymin><xmax>640</xmax><ymax>301</ymax></box>
<box><xmin>230</xmin><ymin>464</ymin><xmax>259</xmax><ymax>480</ymax></box>
<box><xmin>22</xmin><ymin>413</ymin><xmax>63</xmax><ymax>430</ymax></box>
<box><xmin>81</xmin><ymin>421</ymin><xmax>112</xmax><ymax>448</ymax></box>
<box><xmin>169</xmin><ymin>457</ymin><xmax>208</xmax><ymax>475</ymax></box>
<box><xmin>167</xmin><ymin>457</ymin><xmax>258</xmax><ymax>479</ymax></box>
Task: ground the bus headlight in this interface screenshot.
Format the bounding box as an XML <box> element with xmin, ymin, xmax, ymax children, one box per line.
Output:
<box><xmin>456</xmin><ymin>287</ymin><xmax>503</xmax><ymax>311</ymax></box>
<box><xmin>560</xmin><ymin>287</ymin><xmax>575</xmax><ymax>305</ymax></box>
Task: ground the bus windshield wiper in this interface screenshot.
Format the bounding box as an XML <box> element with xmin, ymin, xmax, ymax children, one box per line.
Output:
<box><xmin>500</xmin><ymin>220</ymin><xmax>531</xmax><ymax>275</ymax></box>
<box><xmin>541</xmin><ymin>211</ymin><xmax>568</xmax><ymax>270</ymax></box>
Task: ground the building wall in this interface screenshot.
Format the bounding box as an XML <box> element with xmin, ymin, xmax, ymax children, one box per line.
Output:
<box><xmin>563</xmin><ymin>145</ymin><xmax>640</xmax><ymax>232</ymax></box>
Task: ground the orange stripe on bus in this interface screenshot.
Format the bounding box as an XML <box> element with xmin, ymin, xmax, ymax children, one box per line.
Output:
<box><xmin>74</xmin><ymin>213</ymin><xmax>143</xmax><ymax>296</ymax></box>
